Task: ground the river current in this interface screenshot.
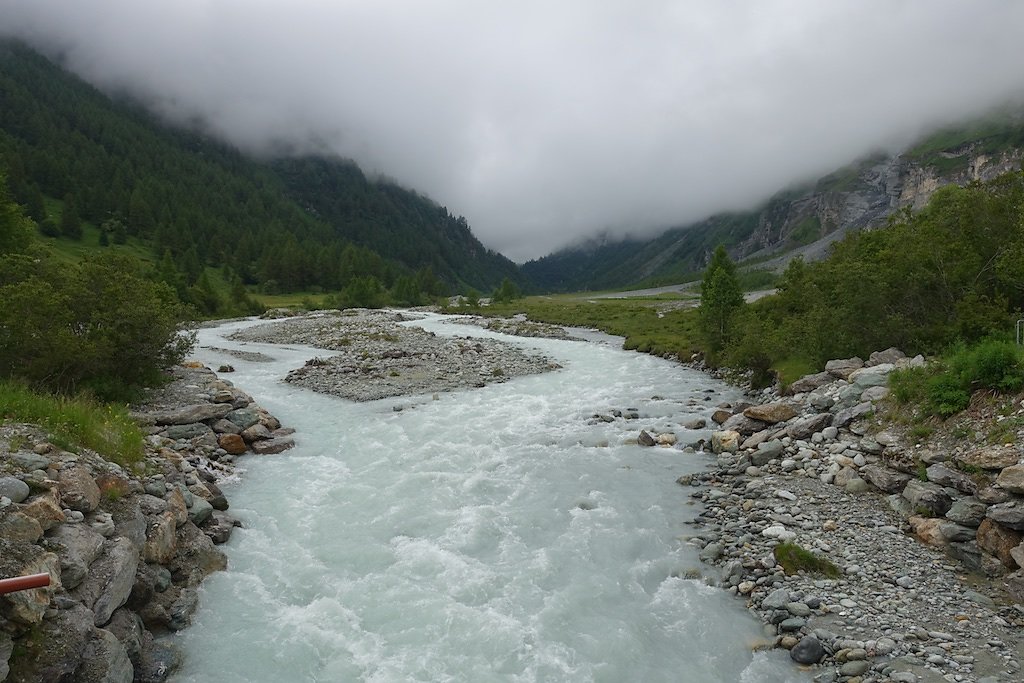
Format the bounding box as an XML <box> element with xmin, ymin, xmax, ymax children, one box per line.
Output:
<box><xmin>171</xmin><ymin>314</ymin><xmax>807</xmax><ymax>682</ymax></box>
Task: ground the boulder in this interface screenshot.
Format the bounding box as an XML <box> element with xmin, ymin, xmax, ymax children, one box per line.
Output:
<box><xmin>790</xmin><ymin>635</ymin><xmax>825</xmax><ymax>664</ymax></box>
<box><xmin>210</xmin><ymin>418</ymin><xmax>242</xmax><ymax>435</ymax></box>
<box><xmin>848</xmin><ymin>364</ymin><xmax>894</xmax><ymax>390</ymax></box>
<box><xmin>909</xmin><ymin>516</ymin><xmax>947</xmax><ymax>547</ymax></box>
<box><xmin>825</xmin><ymin>357</ymin><xmax>864</xmax><ymax>380</ymax></box>
<box><xmin>987</xmin><ymin>500</ymin><xmax>1024</xmax><ymax>531</ymax></box>
<box><xmin>902</xmin><ymin>480</ymin><xmax>953</xmax><ymax>516</ymax></box>
<box><xmin>711</xmin><ymin>409</ymin><xmax>732</xmax><ymax>425</ymax></box>
<box><xmin>2</xmin><ymin>604</ymin><xmax>94</xmax><ymax>682</ymax></box>
<box><xmin>0</xmin><ymin>542</ymin><xmax>60</xmax><ymax>625</ymax></box>
<box><xmin>251</xmin><ymin>437</ymin><xmax>296</xmax><ymax>455</ymax></box>
<box><xmin>996</xmin><ymin>464</ymin><xmax>1024</xmax><ymax>494</ymax></box>
<box><xmin>721</xmin><ymin>413</ymin><xmax>769</xmax><ymax>436</ymax></box>
<box><xmin>743</xmin><ymin>403</ymin><xmax>798</xmax><ymax>424</ymax></box>
<box><xmin>867</xmin><ymin>347</ymin><xmax>906</xmax><ymax>366</ymax></box>
<box><xmin>0</xmin><ymin>476</ymin><xmax>30</xmax><ymax>503</ymax></box>
<box><xmin>637</xmin><ymin>430</ymin><xmax>656</xmax><ymax>447</ymax></box>
<box><xmin>786</xmin><ymin>413</ymin><xmax>832</xmax><ymax>440</ymax></box>
<box><xmin>71</xmin><ymin>536</ymin><xmax>140</xmax><ymax>626</ymax></box>
<box><xmin>240</xmin><ymin>423</ymin><xmax>272</xmax><ymax>443</ymax></box>
<box><xmin>681</xmin><ymin>417</ymin><xmax>707</xmax><ymax>430</ymax></box>
<box><xmin>154</xmin><ymin>402</ymin><xmax>233</xmax><ymax>425</ymax></box>
<box><xmin>0</xmin><ymin>509</ymin><xmax>44</xmax><ymax>544</ymax></box>
<box><xmin>47</xmin><ymin>523</ymin><xmax>106</xmax><ymax>590</ymax></box>
<box><xmin>225</xmin><ymin>408</ymin><xmax>261</xmax><ymax>430</ymax></box>
<box><xmin>711</xmin><ymin>430</ymin><xmax>741</xmax><ymax>454</ymax></box>
<box><xmin>926</xmin><ymin>463</ymin><xmax>977</xmax><ymax>494</ymax></box>
<box><xmin>860</xmin><ymin>464</ymin><xmax>911</xmax><ymax>493</ymax></box>
<box><xmin>217</xmin><ymin>433</ymin><xmax>247</xmax><ymax>455</ymax></box>
<box><xmin>76</xmin><ymin>628</ymin><xmax>134</xmax><ymax>683</ymax></box>
<box><xmin>787</xmin><ymin>372</ymin><xmax>833</xmax><ymax>395</ymax></box>
<box><xmin>955</xmin><ymin>445</ymin><xmax>1020</xmax><ymax>471</ymax></box>
<box><xmin>21</xmin><ymin>489</ymin><xmax>66</xmax><ymax>531</ymax></box>
<box><xmin>58</xmin><ymin>466</ymin><xmax>102</xmax><ymax>513</ymax></box>
<box><xmin>977</xmin><ymin>518</ymin><xmax>1023</xmax><ymax>569</ymax></box>
<box><xmin>832</xmin><ymin>401</ymin><xmax>872</xmax><ymax>428</ymax></box>
<box><xmin>945</xmin><ymin>497</ymin><xmax>988</xmax><ymax>527</ymax></box>
<box><xmin>164</xmin><ymin>423</ymin><xmax>213</xmax><ymax>441</ymax></box>
<box><xmin>143</xmin><ymin>511</ymin><xmax>178</xmax><ymax>565</ymax></box>
<box><xmin>751</xmin><ymin>440</ymin><xmax>784</xmax><ymax>466</ymax></box>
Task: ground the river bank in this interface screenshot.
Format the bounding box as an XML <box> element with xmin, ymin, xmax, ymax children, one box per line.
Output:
<box><xmin>688</xmin><ymin>350</ymin><xmax>1024</xmax><ymax>682</ymax></box>
<box><xmin>0</xmin><ymin>364</ymin><xmax>293</xmax><ymax>682</ymax></box>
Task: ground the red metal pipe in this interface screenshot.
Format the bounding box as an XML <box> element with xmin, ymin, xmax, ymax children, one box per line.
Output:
<box><xmin>0</xmin><ymin>573</ymin><xmax>50</xmax><ymax>596</ymax></box>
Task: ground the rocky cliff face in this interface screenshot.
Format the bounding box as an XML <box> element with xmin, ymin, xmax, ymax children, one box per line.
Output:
<box><xmin>738</xmin><ymin>145</ymin><xmax>1024</xmax><ymax>264</ymax></box>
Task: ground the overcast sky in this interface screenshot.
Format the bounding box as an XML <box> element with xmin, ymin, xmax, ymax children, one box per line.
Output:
<box><xmin>4</xmin><ymin>1</ymin><xmax>1024</xmax><ymax>261</ymax></box>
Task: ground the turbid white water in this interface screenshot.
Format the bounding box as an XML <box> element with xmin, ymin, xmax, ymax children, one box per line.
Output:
<box><xmin>172</xmin><ymin>314</ymin><xmax>808</xmax><ymax>682</ymax></box>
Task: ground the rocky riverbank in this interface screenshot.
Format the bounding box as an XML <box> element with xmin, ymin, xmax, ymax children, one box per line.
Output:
<box><xmin>677</xmin><ymin>349</ymin><xmax>1024</xmax><ymax>682</ymax></box>
<box><xmin>0</xmin><ymin>364</ymin><xmax>294</xmax><ymax>682</ymax></box>
<box><xmin>226</xmin><ymin>309</ymin><xmax>561</xmax><ymax>401</ymax></box>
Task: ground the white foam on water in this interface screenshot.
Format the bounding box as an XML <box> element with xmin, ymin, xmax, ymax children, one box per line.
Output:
<box><xmin>171</xmin><ymin>313</ymin><xmax>807</xmax><ymax>682</ymax></box>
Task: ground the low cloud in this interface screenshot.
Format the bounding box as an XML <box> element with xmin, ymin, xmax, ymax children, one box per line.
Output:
<box><xmin>4</xmin><ymin>1</ymin><xmax>1024</xmax><ymax>261</ymax></box>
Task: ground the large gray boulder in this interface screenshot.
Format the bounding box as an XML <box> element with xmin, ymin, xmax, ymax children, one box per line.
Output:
<box><xmin>786</xmin><ymin>413</ymin><xmax>832</xmax><ymax>440</ymax></box>
<box><xmin>860</xmin><ymin>464</ymin><xmax>911</xmax><ymax>493</ymax></box>
<box><xmin>71</xmin><ymin>537</ymin><xmax>140</xmax><ymax>626</ymax></box>
<box><xmin>902</xmin><ymin>480</ymin><xmax>953</xmax><ymax>517</ymax></box>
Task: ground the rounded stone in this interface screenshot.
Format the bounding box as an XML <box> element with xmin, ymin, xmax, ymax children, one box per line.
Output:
<box><xmin>0</xmin><ymin>476</ymin><xmax>30</xmax><ymax>504</ymax></box>
<box><xmin>790</xmin><ymin>635</ymin><xmax>825</xmax><ymax>664</ymax></box>
<box><xmin>839</xmin><ymin>660</ymin><xmax>870</xmax><ymax>676</ymax></box>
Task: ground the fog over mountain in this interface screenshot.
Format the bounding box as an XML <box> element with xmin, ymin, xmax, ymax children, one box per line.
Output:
<box><xmin>3</xmin><ymin>1</ymin><xmax>1024</xmax><ymax>261</ymax></box>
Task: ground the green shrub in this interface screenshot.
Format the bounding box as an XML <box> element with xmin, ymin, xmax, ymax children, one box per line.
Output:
<box><xmin>889</xmin><ymin>366</ymin><xmax>930</xmax><ymax>404</ymax></box>
<box><xmin>948</xmin><ymin>338</ymin><xmax>1024</xmax><ymax>392</ymax></box>
<box><xmin>0</xmin><ymin>251</ymin><xmax>194</xmax><ymax>401</ymax></box>
<box><xmin>924</xmin><ymin>372</ymin><xmax>971</xmax><ymax>417</ymax></box>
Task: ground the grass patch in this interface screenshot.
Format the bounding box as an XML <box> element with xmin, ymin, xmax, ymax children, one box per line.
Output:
<box><xmin>470</xmin><ymin>296</ymin><xmax>704</xmax><ymax>361</ymax></box>
<box><xmin>773</xmin><ymin>542</ymin><xmax>841</xmax><ymax>578</ymax></box>
<box><xmin>773</xmin><ymin>357</ymin><xmax>819</xmax><ymax>388</ymax></box>
<box><xmin>0</xmin><ymin>381</ymin><xmax>144</xmax><ymax>469</ymax></box>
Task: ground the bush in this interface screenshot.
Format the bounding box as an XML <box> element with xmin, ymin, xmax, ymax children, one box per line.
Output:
<box><xmin>0</xmin><ymin>251</ymin><xmax>194</xmax><ymax>400</ymax></box>
<box><xmin>948</xmin><ymin>338</ymin><xmax>1024</xmax><ymax>392</ymax></box>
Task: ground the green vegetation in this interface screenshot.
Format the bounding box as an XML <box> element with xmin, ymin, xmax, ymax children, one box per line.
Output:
<box><xmin>467</xmin><ymin>295</ymin><xmax>703</xmax><ymax>361</ymax></box>
<box><xmin>723</xmin><ymin>172</ymin><xmax>1024</xmax><ymax>385</ymax></box>
<box><xmin>698</xmin><ymin>245</ymin><xmax>744</xmax><ymax>356</ymax></box>
<box><xmin>0</xmin><ymin>381</ymin><xmax>144</xmax><ymax>468</ymax></box>
<box><xmin>889</xmin><ymin>338</ymin><xmax>1024</xmax><ymax>419</ymax></box>
<box><xmin>773</xmin><ymin>542</ymin><xmax>840</xmax><ymax>578</ymax></box>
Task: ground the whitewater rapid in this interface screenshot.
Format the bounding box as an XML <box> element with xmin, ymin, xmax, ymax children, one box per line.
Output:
<box><xmin>171</xmin><ymin>313</ymin><xmax>807</xmax><ymax>682</ymax></box>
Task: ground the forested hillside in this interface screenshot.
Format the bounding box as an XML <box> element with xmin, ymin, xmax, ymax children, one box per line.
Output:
<box><xmin>0</xmin><ymin>40</ymin><xmax>522</xmax><ymax>304</ymax></box>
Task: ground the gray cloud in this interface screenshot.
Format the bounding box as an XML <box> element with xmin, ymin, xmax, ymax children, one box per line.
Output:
<box><xmin>3</xmin><ymin>1</ymin><xmax>1024</xmax><ymax>261</ymax></box>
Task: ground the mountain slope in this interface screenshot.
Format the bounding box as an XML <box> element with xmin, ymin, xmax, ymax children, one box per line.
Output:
<box><xmin>0</xmin><ymin>40</ymin><xmax>521</xmax><ymax>294</ymax></box>
<box><xmin>524</xmin><ymin>115</ymin><xmax>1024</xmax><ymax>292</ymax></box>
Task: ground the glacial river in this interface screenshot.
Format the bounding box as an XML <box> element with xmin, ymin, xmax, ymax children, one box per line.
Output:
<box><xmin>171</xmin><ymin>314</ymin><xmax>806</xmax><ymax>682</ymax></box>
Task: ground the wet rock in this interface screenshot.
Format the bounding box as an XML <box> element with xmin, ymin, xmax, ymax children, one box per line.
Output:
<box><xmin>251</xmin><ymin>437</ymin><xmax>296</xmax><ymax>455</ymax></box>
<box><xmin>638</xmin><ymin>430</ymin><xmax>656</xmax><ymax>447</ymax></box>
<box><xmin>790</xmin><ymin>635</ymin><xmax>825</xmax><ymax>664</ymax></box>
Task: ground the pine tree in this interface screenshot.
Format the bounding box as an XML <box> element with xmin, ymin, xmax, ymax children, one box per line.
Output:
<box><xmin>699</xmin><ymin>245</ymin><xmax>744</xmax><ymax>354</ymax></box>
